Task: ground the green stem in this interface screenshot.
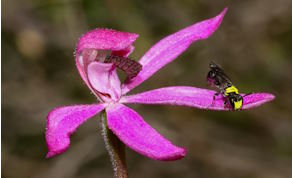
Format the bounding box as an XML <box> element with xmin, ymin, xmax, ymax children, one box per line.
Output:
<box><xmin>101</xmin><ymin>112</ymin><xmax>128</xmax><ymax>178</ymax></box>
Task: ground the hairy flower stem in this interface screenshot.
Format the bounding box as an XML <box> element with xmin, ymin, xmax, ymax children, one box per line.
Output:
<box><xmin>101</xmin><ymin>112</ymin><xmax>128</xmax><ymax>178</ymax></box>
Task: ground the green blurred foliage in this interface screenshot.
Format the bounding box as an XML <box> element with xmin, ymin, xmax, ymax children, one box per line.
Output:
<box><xmin>2</xmin><ymin>0</ymin><xmax>292</xmax><ymax>178</ymax></box>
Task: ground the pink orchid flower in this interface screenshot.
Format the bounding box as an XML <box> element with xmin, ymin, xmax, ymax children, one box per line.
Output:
<box><xmin>46</xmin><ymin>8</ymin><xmax>274</xmax><ymax>161</ymax></box>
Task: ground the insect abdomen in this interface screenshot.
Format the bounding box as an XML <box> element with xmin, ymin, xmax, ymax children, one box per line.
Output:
<box><xmin>104</xmin><ymin>55</ymin><xmax>142</xmax><ymax>79</ymax></box>
<box><xmin>224</xmin><ymin>85</ymin><xmax>239</xmax><ymax>95</ymax></box>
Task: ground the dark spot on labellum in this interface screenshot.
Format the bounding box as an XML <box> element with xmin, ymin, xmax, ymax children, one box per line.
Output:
<box><xmin>104</xmin><ymin>55</ymin><xmax>142</xmax><ymax>80</ymax></box>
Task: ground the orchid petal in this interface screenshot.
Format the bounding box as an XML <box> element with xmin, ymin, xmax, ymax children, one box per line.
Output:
<box><xmin>76</xmin><ymin>29</ymin><xmax>138</xmax><ymax>56</ymax></box>
<box><xmin>87</xmin><ymin>62</ymin><xmax>122</xmax><ymax>101</ymax></box>
<box><xmin>75</xmin><ymin>29</ymin><xmax>138</xmax><ymax>93</ymax></box>
<box><xmin>46</xmin><ymin>104</ymin><xmax>106</xmax><ymax>158</ymax></box>
<box><xmin>122</xmin><ymin>8</ymin><xmax>227</xmax><ymax>94</ymax></box>
<box><xmin>241</xmin><ymin>93</ymin><xmax>276</xmax><ymax>110</ymax></box>
<box><xmin>121</xmin><ymin>86</ymin><xmax>275</xmax><ymax>111</ymax></box>
<box><xmin>106</xmin><ymin>103</ymin><xmax>186</xmax><ymax>160</ymax></box>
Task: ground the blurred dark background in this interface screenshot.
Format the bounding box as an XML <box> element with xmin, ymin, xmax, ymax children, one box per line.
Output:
<box><xmin>2</xmin><ymin>0</ymin><xmax>292</xmax><ymax>178</ymax></box>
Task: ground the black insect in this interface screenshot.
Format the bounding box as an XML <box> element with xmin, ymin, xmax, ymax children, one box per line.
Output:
<box><xmin>207</xmin><ymin>61</ymin><xmax>244</xmax><ymax>110</ymax></box>
<box><xmin>104</xmin><ymin>55</ymin><xmax>142</xmax><ymax>80</ymax></box>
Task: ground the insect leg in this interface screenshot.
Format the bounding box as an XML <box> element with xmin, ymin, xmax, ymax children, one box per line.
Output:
<box><xmin>210</xmin><ymin>92</ymin><xmax>220</xmax><ymax>107</ymax></box>
<box><xmin>224</xmin><ymin>99</ymin><xmax>228</xmax><ymax>108</ymax></box>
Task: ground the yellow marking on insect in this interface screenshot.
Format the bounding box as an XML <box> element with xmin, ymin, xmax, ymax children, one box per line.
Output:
<box><xmin>225</xmin><ymin>85</ymin><xmax>239</xmax><ymax>95</ymax></box>
<box><xmin>234</xmin><ymin>100</ymin><xmax>243</xmax><ymax>110</ymax></box>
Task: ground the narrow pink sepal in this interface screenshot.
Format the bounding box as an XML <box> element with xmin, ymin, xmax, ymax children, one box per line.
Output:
<box><xmin>122</xmin><ymin>8</ymin><xmax>228</xmax><ymax>94</ymax></box>
<box><xmin>75</xmin><ymin>29</ymin><xmax>139</xmax><ymax>93</ymax></box>
<box><xmin>106</xmin><ymin>103</ymin><xmax>186</xmax><ymax>161</ymax></box>
<box><xmin>46</xmin><ymin>104</ymin><xmax>106</xmax><ymax>158</ymax></box>
<box><xmin>120</xmin><ymin>86</ymin><xmax>275</xmax><ymax>111</ymax></box>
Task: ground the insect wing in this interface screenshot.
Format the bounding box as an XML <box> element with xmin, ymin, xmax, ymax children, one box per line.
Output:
<box><xmin>209</xmin><ymin>61</ymin><xmax>232</xmax><ymax>87</ymax></box>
